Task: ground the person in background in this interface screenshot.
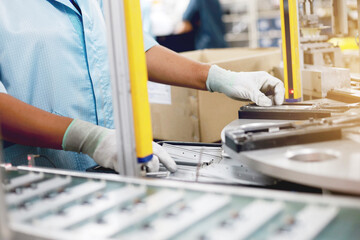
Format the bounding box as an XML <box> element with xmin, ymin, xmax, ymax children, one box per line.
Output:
<box><xmin>140</xmin><ymin>0</ymin><xmax>153</xmax><ymax>37</ymax></box>
<box><xmin>0</xmin><ymin>0</ymin><xmax>284</xmax><ymax>174</ymax></box>
<box><xmin>175</xmin><ymin>0</ymin><xmax>228</xmax><ymax>49</ymax></box>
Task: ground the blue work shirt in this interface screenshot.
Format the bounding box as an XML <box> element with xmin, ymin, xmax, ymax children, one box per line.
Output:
<box><xmin>0</xmin><ymin>0</ymin><xmax>157</xmax><ymax>171</ymax></box>
<box><xmin>183</xmin><ymin>0</ymin><xmax>228</xmax><ymax>50</ymax></box>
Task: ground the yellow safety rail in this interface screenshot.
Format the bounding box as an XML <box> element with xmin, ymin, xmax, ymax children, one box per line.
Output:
<box><xmin>124</xmin><ymin>0</ymin><xmax>153</xmax><ymax>163</ymax></box>
<box><xmin>280</xmin><ymin>0</ymin><xmax>302</xmax><ymax>102</ymax></box>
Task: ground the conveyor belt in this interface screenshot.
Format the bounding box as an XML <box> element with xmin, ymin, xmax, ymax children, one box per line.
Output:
<box><xmin>2</xmin><ymin>166</ymin><xmax>360</xmax><ymax>240</ymax></box>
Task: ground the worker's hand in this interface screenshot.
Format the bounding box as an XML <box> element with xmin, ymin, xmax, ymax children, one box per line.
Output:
<box><xmin>146</xmin><ymin>142</ymin><xmax>177</xmax><ymax>173</ymax></box>
<box><xmin>206</xmin><ymin>65</ymin><xmax>285</xmax><ymax>106</ymax></box>
<box><xmin>62</xmin><ymin>119</ymin><xmax>177</xmax><ymax>173</ymax></box>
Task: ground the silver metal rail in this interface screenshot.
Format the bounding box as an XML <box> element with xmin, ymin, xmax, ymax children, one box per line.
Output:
<box><xmin>103</xmin><ymin>0</ymin><xmax>139</xmax><ymax>176</ymax></box>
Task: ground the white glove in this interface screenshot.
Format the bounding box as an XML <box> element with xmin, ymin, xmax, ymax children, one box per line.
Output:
<box><xmin>147</xmin><ymin>142</ymin><xmax>177</xmax><ymax>173</ymax></box>
<box><xmin>206</xmin><ymin>65</ymin><xmax>285</xmax><ymax>106</ymax></box>
<box><xmin>62</xmin><ymin>119</ymin><xmax>177</xmax><ymax>173</ymax></box>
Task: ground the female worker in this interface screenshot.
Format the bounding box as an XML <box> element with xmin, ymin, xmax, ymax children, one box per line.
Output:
<box><xmin>0</xmin><ymin>0</ymin><xmax>285</xmax><ymax>173</ymax></box>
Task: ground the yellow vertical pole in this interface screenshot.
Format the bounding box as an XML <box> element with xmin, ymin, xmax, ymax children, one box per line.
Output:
<box><xmin>280</xmin><ymin>0</ymin><xmax>302</xmax><ymax>102</ymax></box>
<box><xmin>123</xmin><ymin>0</ymin><xmax>153</xmax><ymax>163</ymax></box>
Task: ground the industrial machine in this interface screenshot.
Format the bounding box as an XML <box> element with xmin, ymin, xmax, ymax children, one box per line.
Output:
<box><xmin>222</xmin><ymin>0</ymin><xmax>360</xmax><ymax>196</ymax></box>
<box><xmin>278</xmin><ymin>0</ymin><xmax>354</xmax><ymax>101</ymax></box>
<box><xmin>223</xmin><ymin>107</ymin><xmax>360</xmax><ymax>195</ymax></box>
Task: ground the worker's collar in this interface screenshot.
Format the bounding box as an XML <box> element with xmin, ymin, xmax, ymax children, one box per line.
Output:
<box><xmin>49</xmin><ymin>0</ymin><xmax>82</xmax><ymax>16</ymax></box>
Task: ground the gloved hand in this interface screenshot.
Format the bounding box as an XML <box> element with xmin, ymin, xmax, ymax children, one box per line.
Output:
<box><xmin>146</xmin><ymin>142</ymin><xmax>177</xmax><ymax>173</ymax></box>
<box><xmin>206</xmin><ymin>65</ymin><xmax>285</xmax><ymax>106</ymax></box>
<box><xmin>62</xmin><ymin>119</ymin><xmax>177</xmax><ymax>173</ymax></box>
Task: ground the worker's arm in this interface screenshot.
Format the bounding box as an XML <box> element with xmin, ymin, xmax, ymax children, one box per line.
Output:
<box><xmin>146</xmin><ymin>45</ymin><xmax>285</xmax><ymax>106</ymax></box>
<box><xmin>146</xmin><ymin>45</ymin><xmax>210</xmax><ymax>90</ymax></box>
<box><xmin>0</xmin><ymin>93</ymin><xmax>175</xmax><ymax>172</ymax></box>
<box><xmin>0</xmin><ymin>93</ymin><xmax>72</xmax><ymax>149</ymax></box>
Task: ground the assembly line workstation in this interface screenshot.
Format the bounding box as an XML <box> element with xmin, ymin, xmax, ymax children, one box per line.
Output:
<box><xmin>2</xmin><ymin>0</ymin><xmax>360</xmax><ymax>240</ymax></box>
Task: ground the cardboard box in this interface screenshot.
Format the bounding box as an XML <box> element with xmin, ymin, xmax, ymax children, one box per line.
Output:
<box><xmin>150</xmin><ymin>48</ymin><xmax>281</xmax><ymax>142</ymax></box>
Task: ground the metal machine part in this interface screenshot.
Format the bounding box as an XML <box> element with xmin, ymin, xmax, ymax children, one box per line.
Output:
<box><xmin>104</xmin><ymin>0</ymin><xmax>139</xmax><ymax>176</ymax></box>
<box><xmin>302</xmin><ymin>42</ymin><xmax>343</xmax><ymax>67</ymax></box>
<box><xmin>223</xmin><ymin>118</ymin><xmax>360</xmax><ymax>195</ymax></box>
<box><xmin>161</xmin><ymin>143</ymin><xmax>277</xmax><ymax>186</ymax></box>
<box><xmin>0</xmin><ymin>166</ymin><xmax>11</xmax><ymax>240</ymax></box>
<box><xmin>85</xmin><ymin>142</ymin><xmax>278</xmax><ymax>186</ymax></box>
<box><xmin>225</xmin><ymin>114</ymin><xmax>360</xmax><ymax>152</ymax></box>
<box><xmin>226</xmin><ymin>122</ymin><xmax>340</xmax><ymax>152</ymax></box>
<box><xmin>237</xmin><ymin>102</ymin><xmax>360</xmax><ymax>120</ymax></box>
<box><xmin>81</xmin><ymin>140</ymin><xmax>278</xmax><ymax>187</ymax></box>
<box><xmin>2</xmin><ymin>166</ymin><xmax>360</xmax><ymax>239</ymax></box>
<box><xmin>299</xmin><ymin>0</ymin><xmax>330</xmax><ymax>42</ymax></box>
<box><xmin>299</xmin><ymin>0</ymin><xmax>317</xmax><ymax>28</ymax></box>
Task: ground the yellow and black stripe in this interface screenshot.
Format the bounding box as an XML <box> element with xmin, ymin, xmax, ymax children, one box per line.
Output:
<box><xmin>280</xmin><ymin>0</ymin><xmax>302</xmax><ymax>102</ymax></box>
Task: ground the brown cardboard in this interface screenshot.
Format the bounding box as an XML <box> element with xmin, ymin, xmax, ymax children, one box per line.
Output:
<box><xmin>150</xmin><ymin>87</ymin><xmax>200</xmax><ymax>141</ymax></box>
<box><xmin>150</xmin><ymin>48</ymin><xmax>281</xmax><ymax>142</ymax></box>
